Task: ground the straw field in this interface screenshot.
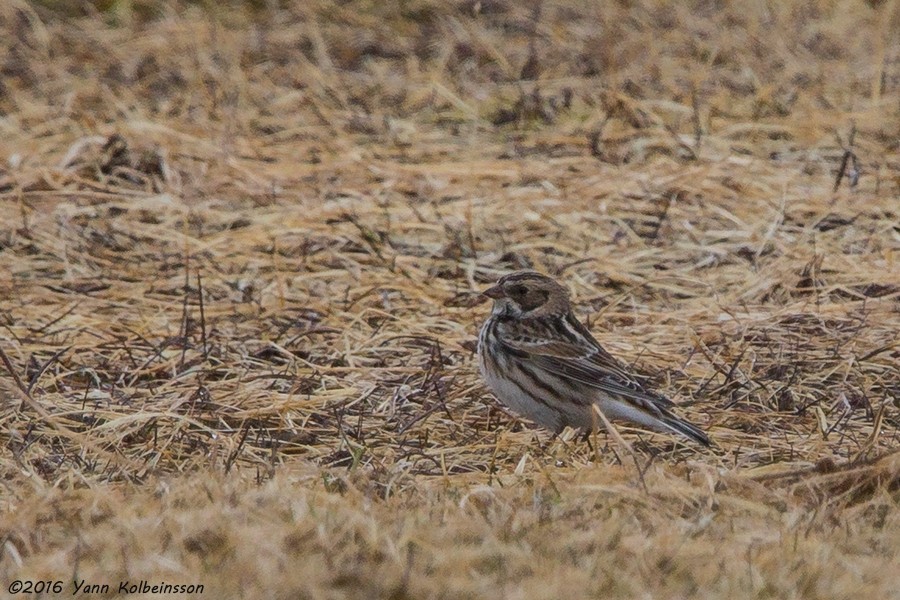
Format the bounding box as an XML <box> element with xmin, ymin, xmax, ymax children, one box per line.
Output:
<box><xmin>1</xmin><ymin>0</ymin><xmax>898</xmax><ymax>597</ymax></box>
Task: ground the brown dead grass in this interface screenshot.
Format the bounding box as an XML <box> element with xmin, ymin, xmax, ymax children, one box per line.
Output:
<box><xmin>0</xmin><ymin>0</ymin><xmax>898</xmax><ymax>598</ymax></box>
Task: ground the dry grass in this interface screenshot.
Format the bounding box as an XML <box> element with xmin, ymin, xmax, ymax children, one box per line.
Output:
<box><xmin>1</xmin><ymin>0</ymin><xmax>898</xmax><ymax>597</ymax></box>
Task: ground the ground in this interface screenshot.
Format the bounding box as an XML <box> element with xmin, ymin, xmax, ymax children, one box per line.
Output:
<box><xmin>0</xmin><ymin>1</ymin><xmax>898</xmax><ymax>598</ymax></box>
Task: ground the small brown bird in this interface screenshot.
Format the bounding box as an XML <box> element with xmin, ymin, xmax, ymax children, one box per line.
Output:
<box><xmin>477</xmin><ymin>270</ymin><xmax>710</xmax><ymax>446</ymax></box>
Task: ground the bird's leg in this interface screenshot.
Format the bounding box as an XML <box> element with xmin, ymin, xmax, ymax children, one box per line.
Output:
<box><xmin>579</xmin><ymin>426</ymin><xmax>608</xmax><ymax>463</ymax></box>
<box><xmin>579</xmin><ymin>428</ymin><xmax>593</xmax><ymax>444</ymax></box>
<box><xmin>583</xmin><ymin>433</ymin><xmax>595</xmax><ymax>456</ymax></box>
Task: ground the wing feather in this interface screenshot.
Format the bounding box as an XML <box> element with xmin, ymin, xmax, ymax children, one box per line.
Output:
<box><xmin>496</xmin><ymin>313</ymin><xmax>674</xmax><ymax>415</ymax></box>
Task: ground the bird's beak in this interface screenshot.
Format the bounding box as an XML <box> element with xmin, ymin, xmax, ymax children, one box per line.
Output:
<box><xmin>481</xmin><ymin>285</ymin><xmax>504</xmax><ymax>300</ymax></box>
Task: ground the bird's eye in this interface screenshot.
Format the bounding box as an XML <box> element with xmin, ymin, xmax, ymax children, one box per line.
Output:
<box><xmin>507</xmin><ymin>284</ymin><xmax>528</xmax><ymax>297</ymax></box>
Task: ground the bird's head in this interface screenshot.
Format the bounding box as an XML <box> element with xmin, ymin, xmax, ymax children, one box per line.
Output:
<box><xmin>482</xmin><ymin>270</ymin><xmax>571</xmax><ymax>318</ymax></box>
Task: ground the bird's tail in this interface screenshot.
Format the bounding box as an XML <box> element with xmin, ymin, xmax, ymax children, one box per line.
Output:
<box><xmin>659</xmin><ymin>411</ymin><xmax>711</xmax><ymax>446</ymax></box>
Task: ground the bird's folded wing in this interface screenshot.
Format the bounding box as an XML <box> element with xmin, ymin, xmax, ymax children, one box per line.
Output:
<box><xmin>499</xmin><ymin>335</ymin><xmax>674</xmax><ymax>413</ymax></box>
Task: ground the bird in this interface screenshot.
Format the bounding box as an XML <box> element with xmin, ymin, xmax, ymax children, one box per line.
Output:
<box><xmin>477</xmin><ymin>270</ymin><xmax>710</xmax><ymax>446</ymax></box>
